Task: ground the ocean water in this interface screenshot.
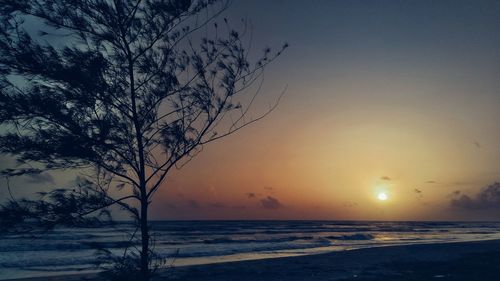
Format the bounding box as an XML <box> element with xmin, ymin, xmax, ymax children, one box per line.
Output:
<box><xmin>1</xmin><ymin>220</ymin><xmax>500</xmax><ymax>280</ymax></box>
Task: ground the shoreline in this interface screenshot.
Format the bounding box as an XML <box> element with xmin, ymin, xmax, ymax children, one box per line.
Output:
<box><xmin>5</xmin><ymin>239</ymin><xmax>500</xmax><ymax>281</ymax></box>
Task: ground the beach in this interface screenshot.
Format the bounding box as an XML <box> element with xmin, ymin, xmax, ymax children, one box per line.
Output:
<box><xmin>2</xmin><ymin>1</ymin><xmax>500</xmax><ymax>280</ymax></box>
<box><xmin>6</xmin><ymin>239</ymin><xmax>500</xmax><ymax>281</ymax></box>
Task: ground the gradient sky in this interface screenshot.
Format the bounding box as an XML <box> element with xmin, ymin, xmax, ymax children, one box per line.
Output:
<box><xmin>2</xmin><ymin>0</ymin><xmax>500</xmax><ymax>221</ymax></box>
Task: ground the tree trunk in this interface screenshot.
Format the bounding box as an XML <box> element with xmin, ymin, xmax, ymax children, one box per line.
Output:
<box><xmin>140</xmin><ymin>195</ymin><xmax>150</xmax><ymax>281</ymax></box>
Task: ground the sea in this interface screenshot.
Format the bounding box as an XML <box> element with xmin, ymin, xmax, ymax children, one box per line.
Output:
<box><xmin>1</xmin><ymin>220</ymin><xmax>500</xmax><ymax>280</ymax></box>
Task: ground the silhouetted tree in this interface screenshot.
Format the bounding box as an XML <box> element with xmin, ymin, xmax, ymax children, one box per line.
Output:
<box><xmin>0</xmin><ymin>0</ymin><xmax>287</xmax><ymax>280</ymax></box>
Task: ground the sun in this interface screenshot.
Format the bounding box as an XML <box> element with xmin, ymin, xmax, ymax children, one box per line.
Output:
<box><xmin>377</xmin><ymin>192</ymin><xmax>388</xmax><ymax>201</ymax></box>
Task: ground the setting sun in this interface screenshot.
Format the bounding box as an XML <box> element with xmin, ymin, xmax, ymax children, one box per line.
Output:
<box><xmin>377</xmin><ymin>192</ymin><xmax>388</xmax><ymax>201</ymax></box>
<box><xmin>2</xmin><ymin>1</ymin><xmax>500</xmax><ymax>280</ymax></box>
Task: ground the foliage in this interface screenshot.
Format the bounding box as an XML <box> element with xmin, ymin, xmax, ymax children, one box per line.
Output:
<box><xmin>0</xmin><ymin>177</ymin><xmax>113</xmax><ymax>232</ymax></box>
<box><xmin>0</xmin><ymin>0</ymin><xmax>286</xmax><ymax>279</ymax></box>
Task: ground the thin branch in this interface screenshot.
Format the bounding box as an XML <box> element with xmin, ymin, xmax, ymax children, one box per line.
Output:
<box><xmin>202</xmin><ymin>85</ymin><xmax>287</xmax><ymax>144</ymax></box>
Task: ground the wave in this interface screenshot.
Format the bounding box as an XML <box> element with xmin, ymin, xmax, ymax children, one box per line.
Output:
<box><xmin>201</xmin><ymin>236</ymin><xmax>315</xmax><ymax>244</ymax></box>
<box><xmin>0</xmin><ymin>240</ymin><xmax>136</xmax><ymax>252</ymax></box>
<box><xmin>0</xmin><ymin>253</ymin><xmax>97</xmax><ymax>268</ymax></box>
<box><xmin>167</xmin><ymin>239</ymin><xmax>333</xmax><ymax>258</ymax></box>
<box><xmin>326</xmin><ymin>234</ymin><xmax>375</xmax><ymax>240</ymax></box>
<box><xmin>0</xmin><ymin>238</ymin><xmax>332</xmax><ymax>268</ymax></box>
<box><xmin>3</xmin><ymin>220</ymin><xmax>500</xmax><ymax>280</ymax></box>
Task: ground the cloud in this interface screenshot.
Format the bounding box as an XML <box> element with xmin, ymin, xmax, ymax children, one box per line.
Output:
<box><xmin>208</xmin><ymin>202</ymin><xmax>226</xmax><ymax>208</ymax></box>
<box><xmin>188</xmin><ymin>199</ymin><xmax>200</xmax><ymax>209</ymax></box>
<box><xmin>245</xmin><ymin>192</ymin><xmax>256</xmax><ymax>199</ymax></box>
<box><xmin>426</xmin><ymin>180</ymin><xmax>436</xmax><ymax>184</ymax></box>
<box><xmin>414</xmin><ymin>188</ymin><xmax>423</xmax><ymax>199</ymax></box>
<box><xmin>380</xmin><ymin>176</ymin><xmax>391</xmax><ymax>181</ymax></box>
<box><xmin>260</xmin><ymin>196</ymin><xmax>283</xmax><ymax>209</ymax></box>
<box><xmin>450</xmin><ymin>182</ymin><xmax>500</xmax><ymax>210</ymax></box>
<box><xmin>343</xmin><ymin>201</ymin><xmax>358</xmax><ymax>208</ymax></box>
<box><xmin>473</xmin><ymin>140</ymin><xmax>481</xmax><ymax>149</ymax></box>
<box><xmin>25</xmin><ymin>172</ymin><xmax>54</xmax><ymax>184</ymax></box>
<box><xmin>164</xmin><ymin>203</ymin><xmax>177</xmax><ymax>210</ymax></box>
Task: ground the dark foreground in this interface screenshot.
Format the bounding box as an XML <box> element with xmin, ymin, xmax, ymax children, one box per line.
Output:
<box><xmin>7</xmin><ymin>239</ymin><xmax>500</xmax><ymax>281</ymax></box>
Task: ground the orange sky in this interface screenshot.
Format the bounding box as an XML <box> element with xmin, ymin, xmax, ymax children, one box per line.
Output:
<box><xmin>150</xmin><ymin>96</ymin><xmax>500</xmax><ymax>220</ymax></box>
<box><xmin>2</xmin><ymin>1</ymin><xmax>500</xmax><ymax>221</ymax></box>
<box><xmin>146</xmin><ymin>1</ymin><xmax>500</xmax><ymax>221</ymax></box>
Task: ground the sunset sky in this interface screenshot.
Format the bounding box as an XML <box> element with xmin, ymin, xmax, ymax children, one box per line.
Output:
<box><xmin>2</xmin><ymin>0</ymin><xmax>500</xmax><ymax>221</ymax></box>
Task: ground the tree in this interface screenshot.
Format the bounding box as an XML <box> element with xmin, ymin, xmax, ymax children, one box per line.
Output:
<box><xmin>0</xmin><ymin>0</ymin><xmax>287</xmax><ymax>280</ymax></box>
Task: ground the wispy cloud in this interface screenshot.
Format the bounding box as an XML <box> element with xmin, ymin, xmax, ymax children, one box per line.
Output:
<box><xmin>164</xmin><ymin>203</ymin><xmax>177</xmax><ymax>210</ymax></box>
<box><xmin>414</xmin><ymin>188</ymin><xmax>423</xmax><ymax>199</ymax></box>
<box><xmin>245</xmin><ymin>192</ymin><xmax>256</xmax><ymax>199</ymax></box>
<box><xmin>208</xmin><ymin>202</ymin><xmax>226</xmax><ymax>208</ymax></box>
<box><xmin>473</xmin><ymin>140</ymin><xmax>481</xmax><ymax>149</ymax></box>
<box><xmin>343</xmin><ymin>201</ymin><xmax>358</xmax><ymax>208</ymax></box>
<box><xmin>188</xmin><ymin>199</ymin><xmax>200</xmax><ymax>209</ymax></box>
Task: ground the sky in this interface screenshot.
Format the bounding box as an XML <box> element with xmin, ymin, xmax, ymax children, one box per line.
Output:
<box><xmin>2</xmin><ymin>0</ymin><xmax>500</xmax><ymax>221</ymax></box>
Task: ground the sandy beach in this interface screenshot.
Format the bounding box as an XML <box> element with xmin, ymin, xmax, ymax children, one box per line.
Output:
<box><xmin>5</xmin><ymin>239</ymin><xmax>500</xmax><ymax>281</ymax></box>
<box><xmin>2</xmin><ymin>1</ymin><xmax>500</xmax><ymax>280</ymax></box>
